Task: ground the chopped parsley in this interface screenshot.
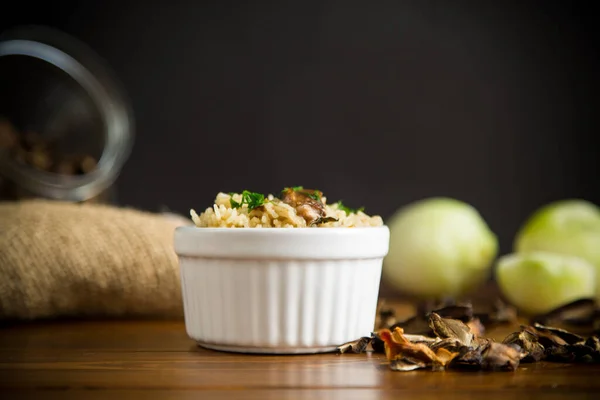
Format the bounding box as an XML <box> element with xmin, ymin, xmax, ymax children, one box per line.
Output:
<box><xmin>229</xmin><ymin>190</ymin><xmax>266</xmax><ymax>211</ymax></box>
<box><xmin>307</xmin><ymin>192</ymin><xmax>322</xmax><ymax>201</ymax></box>
<box><xmin>336</xmin><ymin>201</ymin><xmax>365</xmax><ymax>215</ymax></box>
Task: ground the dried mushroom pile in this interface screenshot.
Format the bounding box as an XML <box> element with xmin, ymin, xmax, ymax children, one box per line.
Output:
<box><xmin>0</xmin><ymin>117</ymin><xmax>97</xmax><ymax>175</ymax></box>
<box><xmin>338</xmin><ymin>299</ymin><xmax>600</xmax><ymax>372</ymax></box>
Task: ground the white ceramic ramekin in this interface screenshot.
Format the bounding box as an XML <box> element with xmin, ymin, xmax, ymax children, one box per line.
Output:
<box><xmin>174</xmin><ymin>226</ymin><xmax>390</xmax><ymax>354</ymax></box>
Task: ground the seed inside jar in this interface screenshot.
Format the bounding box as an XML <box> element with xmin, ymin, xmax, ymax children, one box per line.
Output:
<box><xmin>0</xmin><ymin>116</ymin><xmax>98</xmax><ymax>176</ymax></box>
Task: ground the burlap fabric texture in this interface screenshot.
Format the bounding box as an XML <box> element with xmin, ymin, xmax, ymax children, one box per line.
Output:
<box><xmin>0</xmin><ymin>200</ymin><xmax>184</xmax><ymax>320</ymax></box>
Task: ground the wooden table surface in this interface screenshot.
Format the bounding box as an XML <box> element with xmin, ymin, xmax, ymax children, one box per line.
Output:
<box><xmin>1</xmin><ymin>303</ymin><xmax>599</xmax><ymax>400</ymax></box>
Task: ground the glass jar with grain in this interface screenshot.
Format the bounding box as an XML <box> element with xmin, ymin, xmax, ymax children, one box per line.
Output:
<box><xmin>0</xmin><ymin>26</ymin><xmax>133</xmax><ymax>203</ymax></box>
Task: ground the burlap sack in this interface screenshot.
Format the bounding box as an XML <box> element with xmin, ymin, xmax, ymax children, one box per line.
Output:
<box><xmin>0</xmin><ymin>200</ymin><xmax>186</xmax><ymax>320</ymax></box>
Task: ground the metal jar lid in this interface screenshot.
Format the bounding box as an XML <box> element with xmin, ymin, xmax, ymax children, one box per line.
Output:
<box><xmin>0</xmin><ymin>26</ymin><xmax>134</xmax><ymax>202</ymax></box>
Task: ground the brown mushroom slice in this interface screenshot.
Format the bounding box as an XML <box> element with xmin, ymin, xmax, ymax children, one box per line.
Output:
<box><xmin>429</xmin><ymin>312</ymin><xmax>474</xmax><ymax>347</ymax></box>
<box><xmin>532</xmin><ymin>323</ymin><xmax>585</xmax><ymax>345</ymax></box>
<box><xmin>585</xmin><ymin>336</ymin><xmax>600</xmax><ymax>353</ymax></box>
<box><xmin>450</xmin><ymin>347</ymin><xmax>485</xmax><ymax>370</ymax></box>
<box><xmin>391</xmin><ymin>303</ymin><xmax>478</xmax><ymax>337</ymax></box>
<box><xmin>280</xmin><ymin>188</ymin><xmax>336</xmax><ymax>226</ymax></box>
<box><xmin>466</xmin><ymin>317</ymin><xmax>486</xmax><ymax>337</ymax></box>
<box><xmin>336</xmin><ymin>336</ymin><xmax>372</xmax><ymax>354</ymax></box>
<box><xmin>403</xmin><ymin>334</ymin><xmax>439</xmax><ymax>345</ymax></box>
<box><xmin>524</xmin><ymin>325</ymin><xmax>568</xmax><ymax>347</ymax></box>
<box><xmin>502</xmin><ymin>330</ymin><xmax>545</xmax><ymax>362</ymax></box>
<box><xmin>530</xmin><ymin>298</ymin><xmax>596</xmax><ymax>327</ymax></box>
<box><xmin>379</xmin><ymin>327</ymin><xmax>444</xmax><ymax>368</ymax></box>
<box><xmin>371</xmin><ymin>335</ymin><xmax>385</xmax><ymax>354</ymax></box>
<box><xmin>567</xmin><ymin>342</ymin><xmax>598</xmax><ymax>362</ymax></box>
<box><xmin>429</xmin><ymin>337</ymin><xmax>466</xmax><ymax>354</ymax></box>
<box><xmin>433</xmin><ymin>347</ymin><xmax>460</xmax><ymax>371</ymax></box>
<box><xmin>545</xmin><ymin>344</ymin><xmax>577</xmax><ymax>363</ymax></box>
<box><xmin>398</xmin><ymin>342</ymin><xmax>439</xmax><ymax>365</ymax></box>
<box><xmin>521</xmin><ymin>325</ymin><xmax>577</xmax><ymax>362</ymax></box>
<box><xmin>581</xmin><ymin>337</ymin><xmax>600</xmax><ymax>362</ymax></box>
<box><xmin>482</xmin><ymin>342</ymin><xmax>526</xmax><ymax>371</ymax></box>
<box><xmin>474</xmin><ymin>336</ymin><xmax>494</xmax><ymax>351</ymax></box>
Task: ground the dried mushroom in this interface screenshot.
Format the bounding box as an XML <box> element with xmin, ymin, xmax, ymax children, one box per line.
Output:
<box><xmin>532</xmin><ymin>323</ymin><xmax>585</xmax><ymax>345</ymax></box>
<box><xmin>585</xmin><ymin>336</ymin><xmax>600</xmax><ymax>354</ymax></box>
<box><xmin>429</xmin><ymin>337</ymin><xmax>466</xmax><ymax>354</ymax></box>
<box><xmin>530</xmin><ymin>299</ymin><xmax>596</xmax><ymax>327</ymax></box>
<box><xmin>337</xmin><ymin>336</ymin><xmax>372</xmax><ymax>354</ymax></box>
<box><xmin>403</xmin><ymin>334</ymin><xmax>439</xmax><ymax>345</ymax></box>
<box><xmin>481</xmin><ymin>342</ymin><xmax>526</xmax><ymax>371</ymax></box>
<box><xmin>429</xmin><ymin>312</ymin><xmax>474</xmax><ymax>347</ymax></box>
<box><xmin>280</xmin><ymin>187</ymin><xmax>337</xmax><ymax>226</ymax></box>
<box><xmin>502</xmin><ymin>329</ymin><xmax>545</xmax><ymax>362</ymax></box>
<box><xmin>450</xmin><ymin>347</ymin><xmax>485</xmax><ymax>369</ymax></box>
<box><xmin>389</xmin><ymin>303</ymin><xmax>477</xmax><ymax>337</ymax></box>
<box><xmin>378</xmin><ymin>327</ymin><xmax>459</xmax><ymax>371</ymax></box>
<box><xmin>339</xmin><ymin>299</ymin><xmax>600</xmax><ymax>373</ymax></box>
<box><xmin>466</xmin><ymin>318</ymin><xmax>486</xmax><ymax>337</ymax></box>
<box><xmin>502</xmin><ymin>324</ymin><xmax>600</xmax><ymax>364</ymax></box>
<box><xmin>525</xmin><ymin>325</ymin><xmax>569</xmax><ymax>347</ymax></box>
<box><xmin>433</xmin><ymin>348</ymin><xmax>460</xmax><ymax>371</ymax></box>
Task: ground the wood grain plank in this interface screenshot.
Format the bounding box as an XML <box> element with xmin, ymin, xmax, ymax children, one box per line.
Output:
<box><xmin>1</xmin><ymin>389</ymin><xmax>598</xmax><ymax>400</ymax></box>
<box><xmin>1</xmin><ymin>356</ymin><xmax>599</xmax><ymax>390</ymax></box>
<box><xmin>1</xmin><ymin>300</ymin><xmax>599</xmax><ymax>398</ymax></box>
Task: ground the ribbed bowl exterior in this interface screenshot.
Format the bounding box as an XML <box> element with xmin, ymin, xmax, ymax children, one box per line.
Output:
<box><xmin>179</xmin><ymin>257</ymin><xmax>383</xmax><ymax>353</ymax></box>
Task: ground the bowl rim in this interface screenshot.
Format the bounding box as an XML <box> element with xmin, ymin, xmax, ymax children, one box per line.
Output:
<box><xmin>174</xmin><ymin>225</ymin><xmax>390</xmax><ymax>260</ymax></box>
<box><xmin>175</xmin><ymin>225</ymin><xmax>388</xmax><ymax>232</ymax></box>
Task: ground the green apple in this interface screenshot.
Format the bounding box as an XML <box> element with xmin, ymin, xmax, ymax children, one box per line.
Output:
<box><xmin>514</xmin><ymin>199</ymin><xmax>600</xmax><ymax>302</ymax></box>
<box><xmin>383</xmin><ymin>197</ymin><xmax>498</xmax><ymax>299</ymax></box>
<box><xmin>496</xmin><ymin>251</ymin><xmax>596</xmax><ymax>315</ymax></box>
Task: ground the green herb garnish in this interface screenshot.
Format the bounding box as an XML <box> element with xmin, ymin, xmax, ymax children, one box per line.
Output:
<box><xmin>294</xmin><ymin>186</ymin><xmax>321</xmax><ymax>201</ymax></box>
<box><xmin>280</xmin><ymin>186</ymin><xmax>324</xmax><ymax>203</ymax></box>
<box><xmin>229</xmin><ymin>190</ymin><xmax>266</xmax><ymax>211</ymax></box>
<box><xmin>280</xmin><ymin>186</ymin><xmax>303</xmax><ymax>197</ymax></box>
<box><xmin>307</xmin><ymin>192</ymin><xmax>321</xmax><ymax>201</ymax></box>
<box><xmin>229</xmin><ymin>192</ymin><xmax>241</xmax><ymax>208</ymax></box>
<box><xmin>336</xmin><ymin>201</ymin><xmax>365</xmax><ymax>215</ymax></box>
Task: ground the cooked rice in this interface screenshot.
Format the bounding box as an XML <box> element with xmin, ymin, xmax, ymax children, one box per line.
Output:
<box><xmin>191</xmin><ymin>192</ymin><xmax>384</xmax><ymax>228</ymax></box>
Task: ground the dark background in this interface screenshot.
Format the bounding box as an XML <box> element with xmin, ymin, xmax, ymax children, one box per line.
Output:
<box><xmin>1</xmin><ymin>0</ymin><xmax>599</xmax><ymax>255</ymax></box>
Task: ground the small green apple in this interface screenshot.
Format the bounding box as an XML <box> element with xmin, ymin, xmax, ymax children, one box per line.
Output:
<box><xmin>496</xmin><ymin>251</ymin><xmax>596</xmax><ymax>315</ymax></box>
<box><xmin>514</xmin><ymin>199</ymin><xmax>600</xmax><ymax>303</ymax></box>
<box><xmin>383</xmin><ymin>198</ymin><xmax>498</xmax><ymax>299</ymax></box>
